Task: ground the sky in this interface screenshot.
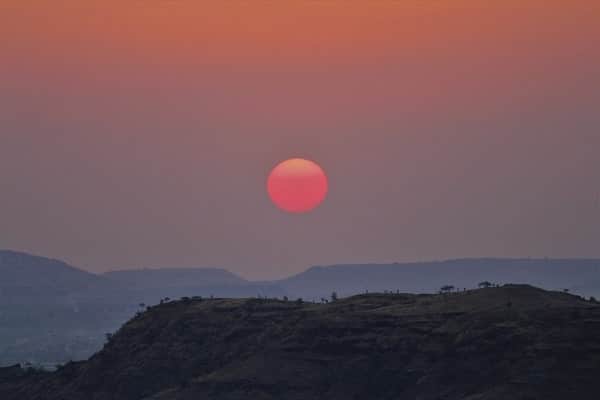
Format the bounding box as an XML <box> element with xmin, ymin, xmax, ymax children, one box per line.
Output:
<box><xmin>1</xmin><ymin>1</ymin><xmax>599</xmax><ymax>279</ymax></box>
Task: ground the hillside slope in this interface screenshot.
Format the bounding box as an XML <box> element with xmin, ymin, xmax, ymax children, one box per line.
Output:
<box><xmin>1</xmin><ymin>285</ymin><xmax>599</xmax><ymax>399</ymax></box>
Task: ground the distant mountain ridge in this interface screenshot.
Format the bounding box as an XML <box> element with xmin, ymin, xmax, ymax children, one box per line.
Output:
<box><xmin>103</xmin><ymin>267</ymin><xmax>248</xmax><ymax>288</ymax></box>
<box><xmin>102</xmin><ymin>267</ymin><xmax>284</xmax><ymax>305</ymax></box>
<box><xmin>2</xmin><ymin>250</ymin><xmax>599</xmax><ymax>299</ymax></box>
<box><xmin>278</xmin><ymin>258</ymin><xmax>600</xmax><ymax>299</ymax></box>
<box><xmin>0</xmin><ymin>250</ymin><xmax>108</xmax><ymax>294</ymax></box>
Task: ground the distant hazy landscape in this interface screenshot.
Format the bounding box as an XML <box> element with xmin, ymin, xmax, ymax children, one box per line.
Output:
<box><xmin>1</xmin><ymin>250</ymin><xmax>599</xmax><ymax>368</ymax></box>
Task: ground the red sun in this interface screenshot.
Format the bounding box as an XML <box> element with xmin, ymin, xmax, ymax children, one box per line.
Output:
<box><xmin>267</xmin><ymin>158</ymin><xmax>329</xmax><ymax>213</ymax></box>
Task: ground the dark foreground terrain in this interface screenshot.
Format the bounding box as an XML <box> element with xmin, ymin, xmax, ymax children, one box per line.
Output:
<box><xmin>1</xmin><ymin>285</ymin><xmax>599</xmax><ymax>400</ymax></box>
<box><xmin>3</xmin><ymin>250</ymin><xmax>600</xmax><ymax>367</ymax></box>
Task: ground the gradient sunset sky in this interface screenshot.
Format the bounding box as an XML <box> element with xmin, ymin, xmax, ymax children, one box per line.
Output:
<box><xmin>1</xmin><ymin>1</ymin><xmax>599</xmax><ymax>279</ymax></box>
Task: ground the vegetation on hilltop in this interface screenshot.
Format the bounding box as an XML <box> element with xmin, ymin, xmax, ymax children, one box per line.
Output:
<box><xmin>1</xmin><ymin>285</ymin><xmax>599</xmax><ymax>399</ymax></box>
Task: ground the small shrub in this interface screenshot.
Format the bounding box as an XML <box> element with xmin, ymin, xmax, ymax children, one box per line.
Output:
<box><xmin>440</xmin><ymin>285</ymin><xmax>455</xmax><ymax>294</ymax></box>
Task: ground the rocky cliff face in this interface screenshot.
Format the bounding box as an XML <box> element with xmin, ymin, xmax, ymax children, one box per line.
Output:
<box><xmin>1</xmin><ymin>285</ymin><xmax>599</xmax><ymax>400</ymax></box>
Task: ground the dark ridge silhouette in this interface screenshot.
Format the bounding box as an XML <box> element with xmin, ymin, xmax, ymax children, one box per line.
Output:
<box><xmin>1</xmin><ymin>285</ymin><xmax>599</xmax><ymax>399</ymax></box>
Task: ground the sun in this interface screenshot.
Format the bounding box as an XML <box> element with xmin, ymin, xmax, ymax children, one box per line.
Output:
<box><xmin>267</xmin><ymin>158</ymin><xmax>328</xmax><ymax>213</ymax></box>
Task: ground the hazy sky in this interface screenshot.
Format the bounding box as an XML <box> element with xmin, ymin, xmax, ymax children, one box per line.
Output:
<box><xmin>1</xmin><ymin>1</ymin><xmax>599</xmax><ymax>279</ymax></box>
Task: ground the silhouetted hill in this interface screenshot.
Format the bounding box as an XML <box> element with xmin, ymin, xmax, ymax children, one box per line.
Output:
<box><xmin>278</xmin><ymin>258</ymin><xmax>600</xmax><ymax>299</ymax></box>
<box><xmin>1</xmin><ymin>285</ymin><xmax>599</xmax><ymax>399</ymax></box>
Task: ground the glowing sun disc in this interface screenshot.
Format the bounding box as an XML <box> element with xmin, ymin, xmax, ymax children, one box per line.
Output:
<box><xmin>267</xmin><ymin>158</ymin><xmax>328</xmax><ymax>213</ymax></box>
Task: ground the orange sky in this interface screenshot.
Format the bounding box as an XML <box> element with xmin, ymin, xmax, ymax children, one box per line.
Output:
<box><xmin>3</xmin><ymin>1</ymin><xmax>598</xmax><ymax>69</ymax></box>
<box><xmin>1</xmin><ymin>1</ymin><xmax>599</xmax><ymax>278</ymax></box>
